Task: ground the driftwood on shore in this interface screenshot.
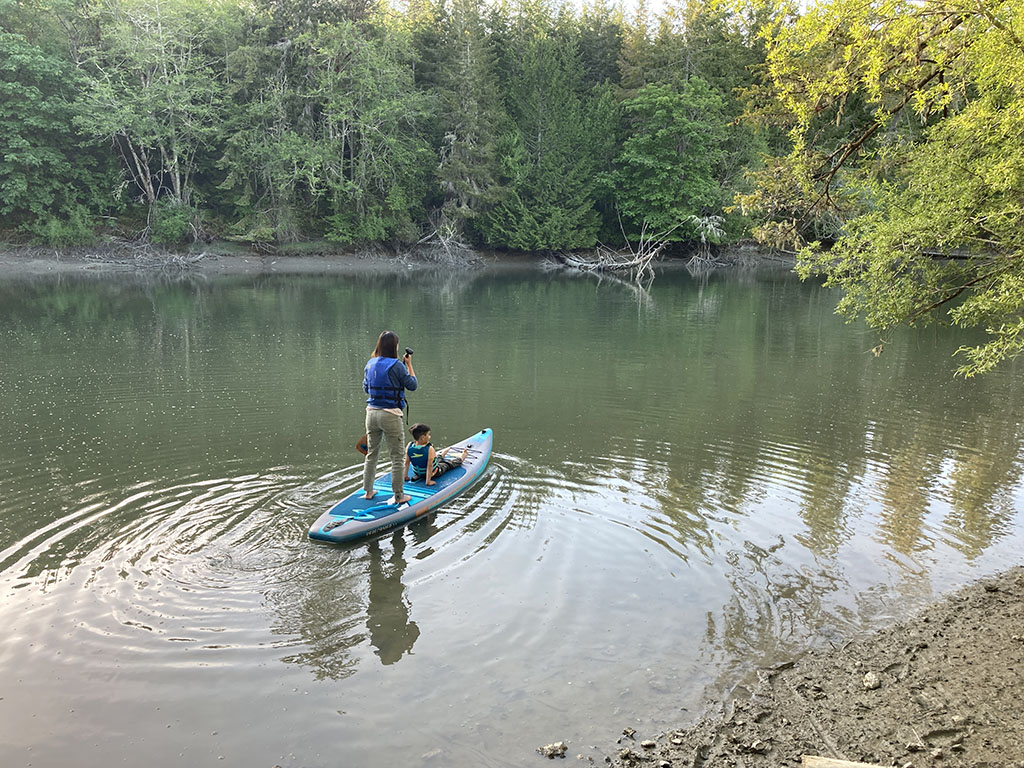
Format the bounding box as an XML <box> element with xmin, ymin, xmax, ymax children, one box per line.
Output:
<box><xmin>549</xmin><ymin>216</ymin><xmax>675</xmax><ymax>282</ymax></box>
<box><xmin>802</xmin><ymin>756</ymin><xmax>885</xmax><ymax>768</ymax></box>
<box><xmin>549</xmin><ymin>215</ymin><xmax>733</xmax><ymax>280</ymax></box>
<box><xmin>551</xmin><ymin>244</ymin><xmax>659</xmax><ymax>282</ymax></box>
<box><xmin>413</xmin><ymin>215</ymin><xmax>481</xmax><ymax>266</ymax></box>
<box><xmin>43</xmin><ymin>240</ymin><xmax>211</xmax><ymax>271</ymax></box>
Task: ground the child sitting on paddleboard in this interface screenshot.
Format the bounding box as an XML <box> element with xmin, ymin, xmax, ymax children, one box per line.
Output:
<box><xmin>405</xmin><ymin>423</ymin><xmax>469</xmax><ymax>486</ymax></box>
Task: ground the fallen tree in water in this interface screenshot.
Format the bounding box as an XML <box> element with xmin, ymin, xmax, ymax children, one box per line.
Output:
<box><xmin>552</xmin><ymin>215</ymin><xmax>727</xmax><ymax>280</ymax></box>
<box><xmin>552</xmin><ymin>244</ymin><xmax>659</xmax><ymax>282</ymax></box>
<box><xmin>550</xmin><ymin>218</ymin><xmax>680</xmax><ymax>282</ymax></box>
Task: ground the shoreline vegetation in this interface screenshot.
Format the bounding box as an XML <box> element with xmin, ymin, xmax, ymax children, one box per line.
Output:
<box><xmin>1</xmin><ymin>0</ymin><xmax>768</xmax><ymax>254</ymax></box>
<box><xmin>604</xmin><ymin>566</ymin><xmax>1024</xmax><ymax>768</ymax></box>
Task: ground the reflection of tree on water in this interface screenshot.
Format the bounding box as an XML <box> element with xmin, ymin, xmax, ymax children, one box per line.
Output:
<box><xmin>703</xmin><ymin>537</ymin><xmax>849</xmax><ymax>671</ymax></box>
<box><xmin>366</xmin><ymin>530</ymin><xmax>421</xmax><ymax>665</ymax></box>
<box><xmin>874</xmin><ymin>425</ymin><xmax>942</xmax><ymax>555</ymax></box>
<box><xmin>943</xmin><ymin>417</ymin><xmax>1024</xmax><ymax>559</ymax></box>
<box><xmin>699</xmin><ymin>534</ymin><xmax>941</xmax><ymax>704</ymax></box>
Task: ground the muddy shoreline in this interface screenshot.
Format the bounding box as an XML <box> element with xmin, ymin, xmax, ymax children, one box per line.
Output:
<box><xmin>0</xmin><ymin>243</ymin><xmax>474</xmax><ymax>277</ymax></box>
<box><xmin>606</xmin><ymin>566</ymin><xmax>1024</xmax><ymax>768</ymax></box>
<box><xmin>0</xmin><ymin>242</ymin><xmax>787</xmax><ymax>277</ymax></box>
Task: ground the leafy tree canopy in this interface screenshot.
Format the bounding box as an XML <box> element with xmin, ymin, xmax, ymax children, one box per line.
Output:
<box><xmin>612</xmin><ymin>78</ymin><xmax>727</xmax><ymax>240</ymax></box>
<box><xmin>0</xmin><ymin>29</ymin><xmax>115</xmax><ymax>243</ymax></box>
<box><xmin>743</xmin><ymin>0</ymin><xmax>1024</xmax><ymax>376</ymax></box>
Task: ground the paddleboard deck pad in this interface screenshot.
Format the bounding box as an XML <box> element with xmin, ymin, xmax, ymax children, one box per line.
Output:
<box><xmin>309</xmin><ymin>428</ymin><xmax>493</xmax><ymax>544</ymax></box>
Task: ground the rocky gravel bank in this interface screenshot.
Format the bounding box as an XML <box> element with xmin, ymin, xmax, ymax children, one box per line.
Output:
<box><xmin>608</xmin><ymin>567</ymin><xmax>1024</xmax><ymax>768</ymax></box>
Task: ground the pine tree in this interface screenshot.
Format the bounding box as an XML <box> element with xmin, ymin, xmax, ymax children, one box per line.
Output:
<box><xmin>612</xmin><ymin>78</ymin><xmax>727</xmax><ymax>239</ymax></box>
<box><xmin>434</xmin><ymin>0</ymin><xmax>508</xmax><ymax>243</ymax></box>
<box><xmin>576</xmin><ymin>0</ymin><xmax>624</xmax><ymax>90</ymax></box>
<box><xmin>481</xmin><ymin>13</ymin><xmax>605</xmax><ymax>250</ymax></box>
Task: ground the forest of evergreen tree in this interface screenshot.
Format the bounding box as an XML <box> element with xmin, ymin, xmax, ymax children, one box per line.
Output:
<box><xmin>0</xmin><ymin>0</ymin><xmax>783</xmax><ymax>250</ymax></box>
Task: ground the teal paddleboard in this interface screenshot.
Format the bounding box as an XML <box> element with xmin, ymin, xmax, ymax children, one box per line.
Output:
<box><xmin>309</xmin><ymin>428</ymin><xmax>493</xmax><ymax>544</ymax></box>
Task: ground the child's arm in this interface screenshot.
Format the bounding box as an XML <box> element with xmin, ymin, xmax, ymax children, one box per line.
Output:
<box><xmin>425</xmin><ymin>445</ymin><xmax>437</xmax><ymax>485</ymax></box>
<box><xmin>404</xmin><ymin>442</ymin><xmax>411</xmax><ymax>480</ymax></box>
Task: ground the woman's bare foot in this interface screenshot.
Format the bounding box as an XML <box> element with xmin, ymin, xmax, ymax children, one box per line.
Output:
<box><xmin>396</xmin><ymin>495</ymin><xmax>412</xmax><ymax>504</ymax></box>
<box><xmin>362</xmin><ymin>491</ymin><xmax>377</xmax><ymax>500</ymax></box>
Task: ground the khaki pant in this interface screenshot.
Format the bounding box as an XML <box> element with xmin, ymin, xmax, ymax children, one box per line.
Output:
<box><xmin>363</xmin><ymin>408</ymin><xmax>406</xmax><ymax>498</ymax></box>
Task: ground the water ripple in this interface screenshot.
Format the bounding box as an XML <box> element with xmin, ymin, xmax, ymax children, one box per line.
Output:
<box><xmin>3</xmin><ymin>270</ymin><xmax>1024</xmax><ymax>768</ymax></box>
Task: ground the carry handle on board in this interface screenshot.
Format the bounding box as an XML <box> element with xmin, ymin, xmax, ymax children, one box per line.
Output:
<box><xmin>351</xmin><ymin>503</ymin><xmax>398</xmax><ymax>517</ymax></box>
<box><xmin>328</xmin><ymin>502</ymin><xmax>398</xmax><ymax>523</ymax></box>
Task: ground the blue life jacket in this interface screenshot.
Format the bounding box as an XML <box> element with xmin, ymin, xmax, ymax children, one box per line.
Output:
<box><xmin>364</xmin><ymin>357</ymin><xmax>405</xmax><ymax>409</ymax></box>
<box><xmin>407</xmin><ymin>442</ymin><xmax>432</xmax><ymax>476</ymax></box>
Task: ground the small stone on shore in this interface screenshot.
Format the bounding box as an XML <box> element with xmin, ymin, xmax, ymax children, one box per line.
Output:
<box><xmin>538</xmin><ymin>741</ymin><xmax>569</xmax><ymax>759</ymax></box>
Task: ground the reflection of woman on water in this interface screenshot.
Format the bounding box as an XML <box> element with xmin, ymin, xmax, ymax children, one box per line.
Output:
<box><xmin>362</xmin><ymin>330</ymin><xmax>417</xmax><ymax>503</ymax></box>
<box><xmin>366</xmin><ymin>532</ymin><xmax>420</xmax><ymax>665</ymax></box>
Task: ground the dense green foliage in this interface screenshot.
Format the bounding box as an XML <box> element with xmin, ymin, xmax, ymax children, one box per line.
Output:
<box><xmin>744</xmin><ymin>0</ymin><xmax>1024</xmax><ymax>376</ymax></box>
<box><xmin>0</xmin><ymin>27</ymin><xmax>117</xmax><ymax>243</ymax></box>
<box><xmin>613</xmin><ymin>78</ymin><xmax>726</xmax><ymax>240</ymax></box>
<box><xmin>0</xmin><ymin>0</ymin><xmax>769</xmax><ymax>250</ymax></box>
<box><xmin>481</xmin><ymin>22</ymin><xmax>614</xmax><ymax>250</ymax></box>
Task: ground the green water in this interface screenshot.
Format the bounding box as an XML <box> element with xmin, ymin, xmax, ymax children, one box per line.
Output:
<box><xmin>1</xmin><ymin>265</ymin><xmax>1022</xmax><ymax>767</ymax></box>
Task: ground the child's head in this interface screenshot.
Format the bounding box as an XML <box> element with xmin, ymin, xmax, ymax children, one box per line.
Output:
<box><xmin>410</xmin><ymin>423</ymin><xmax>431</xmax><ymax>442</ymax></box>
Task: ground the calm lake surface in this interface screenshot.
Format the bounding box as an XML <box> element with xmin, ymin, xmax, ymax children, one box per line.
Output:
<box><xmin>2</xmin><ymin>264</ymin><xmax>1023</xmax><ymax>767</ymax></box>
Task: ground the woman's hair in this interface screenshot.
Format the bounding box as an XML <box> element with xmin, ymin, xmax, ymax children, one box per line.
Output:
<box><xmin>372</xmin><ymin>330</ymin><xmax>399</xmax><ymax>359</ymax></box>
<box><xmin>410</xmin><ymin>423</ymin><xmax>430</xmax><ymax>439</ymax></box>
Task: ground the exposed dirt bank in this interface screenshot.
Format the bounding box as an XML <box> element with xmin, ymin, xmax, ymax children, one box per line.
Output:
<box><xmin>609</xmin><ymin>566</ymin><xmax>1024</xmax><ymax>768</ymax></box>
<box><xmin>0</xmin><ymin>243</ymin><xmax>480</xmax><ymax>277</ymax></box>
<box><xmin>0</xmin><ymin>241</ymin><xmax>791</xmax><ymax>278</ymax></box>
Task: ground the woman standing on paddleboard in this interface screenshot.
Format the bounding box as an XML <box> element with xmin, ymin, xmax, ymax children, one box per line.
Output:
<box><xmin>362</xmin><ymin>330</ymin><xmax>417</xmax><ymax>503</ymax></box>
